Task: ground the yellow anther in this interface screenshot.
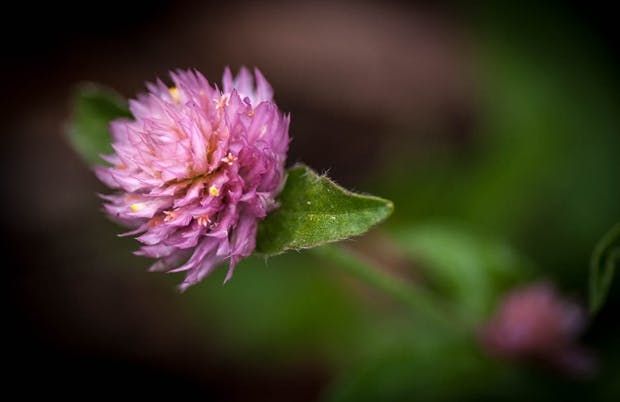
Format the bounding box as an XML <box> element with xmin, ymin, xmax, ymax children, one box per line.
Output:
<box><xmin>169</xmin><ymin>87</ymin><xmax>180</xmax><ymax>103</ymax></box>
<box><xmin>130</xmin><ymin>203</ymin><xmax>144</xmax><ymax>212</ymax></box>
<box><xmin>209</xmin><ymin>185</ymin><xmax>220</xmax><ymax>196</ymax></box>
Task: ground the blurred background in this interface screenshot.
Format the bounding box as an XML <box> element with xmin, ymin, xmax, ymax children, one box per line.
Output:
<box><xmin>3</xmin><ymin>0</ymin><xmax>620</xmax><ymax>400</ymax></box>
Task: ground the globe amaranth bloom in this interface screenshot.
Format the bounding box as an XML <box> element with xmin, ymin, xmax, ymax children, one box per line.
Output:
<box><xmin>481</xmin><ymin>282</ymin><xmax>594</xmax><ymax>376</ymax></box>
<box><xmin>96</xmin><ymin>67</ymin><xmax>289</xmax><ymax>290</ymax></box>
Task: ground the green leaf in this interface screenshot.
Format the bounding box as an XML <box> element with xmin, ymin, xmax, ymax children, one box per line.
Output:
<box><xmin>66</xmin><ymin>83</ymin><xmax>131</xmax><ymax>165</ymax></box>
<box><xmin>589</xmin><ymin>223</ymin><xmax>620</xmax><ymax>315</ymax></box>
<box><xmin>256</xmin><ymin>164</ymin><xmax>393</xmax><ymax>255</ymax></box>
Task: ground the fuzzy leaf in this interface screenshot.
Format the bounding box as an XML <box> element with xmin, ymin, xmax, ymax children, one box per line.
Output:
<box><xmin>256</xmin><ymin>164</ymin><xmax>393</xmax><ymax>255</ymax></box>
<box><xmin>589</xmin><ymin>223</ymin><xmax>620</xmax><ymax>315</ymax></box>
<box><xmin>66</xmin><ymin>83</ymin><xmax>131</xmax><ymax>165</ymax></box>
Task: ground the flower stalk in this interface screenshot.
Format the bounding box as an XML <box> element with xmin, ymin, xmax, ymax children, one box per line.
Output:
<box><xmin>313</xmin><ymin>243</ymin><xmax>469</xmax><ymax>332</ymax></box>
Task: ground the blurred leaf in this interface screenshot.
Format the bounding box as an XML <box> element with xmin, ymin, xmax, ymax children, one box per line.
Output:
<box><xmin>392</xmin><ymin>223</ymin><xmax>532</xmax><ymax>320</ymax></box>
<box><xmin>66</xmin><ymin>83</ymin><xmax>131</xmax><ymax>165</ymax></box>
<box><xmin>256</xmin><ymin>164</ymin><xmax>393</xmax><ymax>255</ymax></box>
<box><xmin>589</xmin><ymin>223</ymin><xmax>620</xmax><ymax>315</ymax></box>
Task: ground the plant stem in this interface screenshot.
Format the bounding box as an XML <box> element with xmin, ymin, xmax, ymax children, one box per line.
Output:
<box><xmin>312</xmin><ymin>243</ymin><xmax>470</xmax><ymax>332</ymax></box>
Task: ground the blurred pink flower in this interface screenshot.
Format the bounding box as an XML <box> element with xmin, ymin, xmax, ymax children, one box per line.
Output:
<box><xmin>481</xmin><ymin>282</ymin><xmax>595</xmax><ymax>376</ymax></box>
<box><xmin>96</xmin><ymin>67</ymin><xmax>289</xmax><ymax>290</ymax></box>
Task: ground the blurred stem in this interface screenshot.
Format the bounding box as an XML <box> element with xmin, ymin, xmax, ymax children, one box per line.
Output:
<box><xmin>313</xmin><ymin>244</ymin><xmax>471</xmax><ymax>333</ymax></box>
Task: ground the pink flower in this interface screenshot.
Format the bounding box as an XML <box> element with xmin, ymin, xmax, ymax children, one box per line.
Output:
<box><xmin>96</xmin><ymin>67</ymin><xmax>289</xmax><ymax>290</ymax></box>
<box><xmin>481</xmin><ymin>282</ymin><xmax>595</xmax><ymax>376</ymax></box>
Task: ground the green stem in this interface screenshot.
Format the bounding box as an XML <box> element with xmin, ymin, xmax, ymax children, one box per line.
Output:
<box><xmin>312</xmin><ymin>243</ymin><xmax>470</xmax><ymax>332</ymax></box>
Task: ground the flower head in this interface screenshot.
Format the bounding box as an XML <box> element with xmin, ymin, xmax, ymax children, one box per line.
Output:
<box><xmin>480</xmin><ymin>282</ymin><xmax>594</xmax><ymax>376</ymax></box>
<box><xmin>96</xmin><ymin>67</ymin><xmax>289</xmax><ymax>290</ymax></box>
